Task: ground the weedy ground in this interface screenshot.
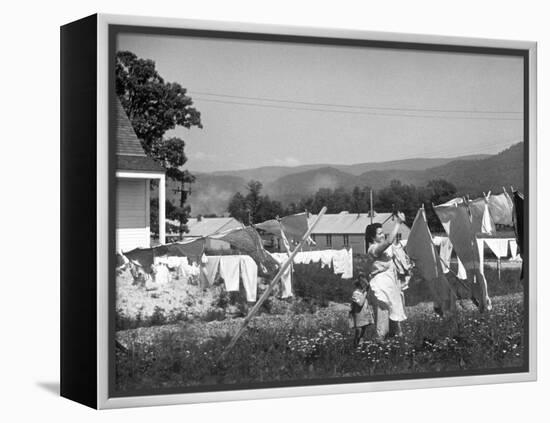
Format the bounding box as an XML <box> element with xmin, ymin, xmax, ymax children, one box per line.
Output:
<box><xmin>115</xmin><ymin>260</ymin><xmax>525</xmax><ymax>393</ymax></box>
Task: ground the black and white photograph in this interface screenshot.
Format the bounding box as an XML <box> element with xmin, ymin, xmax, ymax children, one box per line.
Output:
<box><xmin>111</xmin><ymin>25</ymin><xmax>529</xmax><ymax>397</ymax></box>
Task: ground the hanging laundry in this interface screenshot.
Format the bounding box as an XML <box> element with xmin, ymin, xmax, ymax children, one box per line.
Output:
<box><xmin>269</xmin><ymin>252</ymin><xmax>293</xmax><ymax>298</ymax></box>
<box><xmin>407</xmin><ymin>209</ymin><xmax>440</xmax><ymax>281</ymax></box>
<box><xmin>213</xmin><ymin>226</ymin><xmax>278</xmax><ymax>273</ymax></box>
<box><xmin>509</xmin><ymin>239</ymin><xmax>519</xmax><ymax>260</ymax></box>
<box><xmin>319</xmin><ymin>250</ymin><xmax>334</xmax><ymax>268</ymax></box>
<box><xmin>477</xmin><ymin>239</ymin><xmax>485</xmax><ymax>277</ymax></box>
<box><xmin>152</xmin><ymin>263</ymin><xmax>170</xmax><ymax>285</ymax></box>
<box><xmin>512</xmin><ymin>191</ymin><xmax>524</xmax><ymax>256</ymax></box>
<box><xmin>434</xmin><ymin>202</ymin><xmax>479</xmax><ymax>276</ymax></box>
<box><xmin>201</xmin><ymin>255</ymin><xmax>222</xmax><ymax>287</ymax></box>
<box><xmin>488</xmin><ymin>193</ymin><xmax>514</xmax><ymax>225</ymax></box>
<box><xmin>456</xmin><ymin>257</ymin><xmax>467</xmax><ymax>280</ymax></box>
<box><xmin>438</xmin><ymin>237</ymin><xmax>453</xmax><ymax>274</ymax></box>
<box><xmin>392</xmin><ymin>242</ymin><xmax>413</xmax><ymax>291</ymax></box>
<box><xmin>512</xmin><ymin>191</ymin><xmax>524</xmax><ymax>279</ymax></box>
<box><xmin>484</xmin><ymin>238</ymin><xmax>510</xmax><ymax>258</ymax></box>
<box><xmin>406</xmin><ymin>209</ymin><xmax>456</xmax><ymax>314</ymax></box>
<box><xmin>255</xmin><ymin>213</ymin><xmax>310</xmax><ymax>245</ymax></box>
<box><xmin>469</xmin><ymin>198</ymin><xmax>496</xmax><ymax>234</ymax></box>
<box><xmin>116</xmin><ymin>251</ymin><xmax>129</xmax><ymax>270</ymax></box>
<box><xmin>433</xmin><ymin>201</ymin><xmax>489</xmax><ymax>310</ymax></box>
<box><xmin>166</xmin><ymin>238</ymin><xmax>206</xmax><ymax>264</ymax></box>
<box><xmin>124</xmin><ymin>247</ymin><xmax>155</xmax><ymax>273</ymax></box>
<box><xmin>344</xmin><ymin>248</ymin><xmax>353</xmax><ymax>279</ymax></box>
<box><xmin>481</xmin><ymin>203</ymin><xmax>495</xmax><ymax>235</ymax></box>
<box><xmin>332</xmin><ymin>248</ymin><xmax>353</xmax><ymax>279</ymax></box>
<box><xmin>239</xmin><ymin>256</ymin><xmax>258</xmax><ymax>302</ymax></box>
<box><xmin>167</xmin><ymin>256</ymin><xmax>187</xmax><ymax>270</ymax></box>
<box><xmin>219</xmin><ymin>256</ymin><xmax>241</xmax><ymax>292</ymax></box>
<box><xmin>153</xmin><ymin>255</ymin><xmax>169</xmax><ymax>266</ymax></box>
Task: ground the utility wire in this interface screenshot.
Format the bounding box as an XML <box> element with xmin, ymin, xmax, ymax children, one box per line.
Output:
<box><xmin>192</xmin><ymin>97</ymin><xmax>523</xmax><ymax>121</ymax></box>
<box><xmin>190</xmin><ymin>90</ymin><xmax>523</xmax><ymax>115</ymax></box>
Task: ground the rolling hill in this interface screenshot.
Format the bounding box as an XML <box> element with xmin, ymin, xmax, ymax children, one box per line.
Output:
<box><xmin>179</xmin><ymin>143</ymin><xmax>523</xmax><ymax>215</ymax></box>
<box><xmin>210</xmin><ymin>154</ymin><xmax>490</xmax><ymax>183</ymax></box>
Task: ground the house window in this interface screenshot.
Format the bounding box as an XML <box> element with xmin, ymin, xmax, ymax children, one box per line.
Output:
<box><xmin>311</xmin><ymin>234</ymin><xmax>316</xmax><ymax>242</ymax></box>
<box><xmin>326</xmin><ymin>235</ymin><xmax>332</xmax><ymax>247</ymax></box>
<box><xmin>343</xmin><ymin>234</ymin><xmax>349</xmax><ymax>246</ymax></box>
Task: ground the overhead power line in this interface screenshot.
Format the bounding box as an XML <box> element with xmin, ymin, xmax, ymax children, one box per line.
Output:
<box><xmin>192</xmin><ymin>96</ymin><xmax>523</xmax><ymax>121</ymax></box>
<box><xmin>190</xmin><ymin>90</ymin><xmax>523</xmax><ymax>116</ymax></box>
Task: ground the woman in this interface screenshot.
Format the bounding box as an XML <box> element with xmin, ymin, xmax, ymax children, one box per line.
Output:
<box><xmin>349</xmin><ymin>272</ymin><xmax>374</xmax><ymax>347</ymax></box>
<box><xmin>365</xmin><ymin>213</ymin><xmax>407</xmax><ymax>340</ymax></box>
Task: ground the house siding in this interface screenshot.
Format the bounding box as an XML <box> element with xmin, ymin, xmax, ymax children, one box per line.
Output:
<box><xmin>116</xmin><ymin>178</ymin><xmax>150</xmax><ymax>252</ymax></box>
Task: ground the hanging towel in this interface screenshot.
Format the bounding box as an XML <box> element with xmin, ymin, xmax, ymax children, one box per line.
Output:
<box><xmin>202</xmin><ymin>255</ymin><xmax>222</xmax><ymax>287</ymax></box>
<box><xmin>219</xmin><ymin>256</ymin><xmax>241</xmax><ymax>292</ymax></box>
<box><xmin>488</xmin><ymin>193</ymin><xmax>514</xmax><ymax>225</ymax></box>
<box><xmin>239</xmin><ymin>256</ymin><xmax>258</xmax><ymax>302</ymax></box>
<box><xmin>485</xmin><ymin>238</ymin><xmax>510</xmax><ymax>258</ymax></box>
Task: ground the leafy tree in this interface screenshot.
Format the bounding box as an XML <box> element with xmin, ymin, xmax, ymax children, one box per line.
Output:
<box><xmin>245</xmin><ymin>180</ymin><xmax>264</xmax><ymax>223</ymax></box>
<box><xmin>227</xmin><ymin>192</ymin><xmax>248</xmax><ymax>223</ymax></box>
<box><xmin>116</xmin><ymin>51</ymin><xmax>202</xmax><ymax>234</ymax></box>
<box><xmin>150</xmin><ymin>198</ymin><xmax>177</xmax><ymax>236</ymax></box>
<box><xmin>227</xmin><ymin>180</ymin><xmax>284</xmax><ymax>223</ymax></box>
<box><xmin>116</xmin><ymin>51</ymin><xmax>202</xmax><ymax>157</ymax></box>
<box><xmin>423</xmin><ymin>179</ymin><xmax>458</xmax><ymax>232</ymax></box>
<box><xmin>375</xmin><ymin>180</ymin><xmax>421</xmax><ymax>224</ymax></box>
<box><xmin>426</xmin><ymin>179</ymin><xmax>457</xmax><ymax>205</ymax></box>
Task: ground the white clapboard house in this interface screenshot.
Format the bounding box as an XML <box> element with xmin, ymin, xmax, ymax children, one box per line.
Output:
<box><xmin>116</xmin><ymin>99</ymin><xmax>166</xmax><ymax>252</ymax></box>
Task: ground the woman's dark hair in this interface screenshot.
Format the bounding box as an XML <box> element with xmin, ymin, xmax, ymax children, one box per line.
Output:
<box><xmin>365</xmin><ymin>223</ymin><xmax>383</xmax><ymax>246</ymax></box>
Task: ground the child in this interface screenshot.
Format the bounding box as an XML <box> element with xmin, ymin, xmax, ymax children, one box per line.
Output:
<box><xmin>349</xmin><ymin>272</ymin><xmax>375</xmax><ymax>347</ymax></box>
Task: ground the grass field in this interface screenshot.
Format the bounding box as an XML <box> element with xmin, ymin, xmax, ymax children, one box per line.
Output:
<box><xmin>115</xmin><ymin>286</ymin><xmax>525</xmax><ymax>393</ymax></box>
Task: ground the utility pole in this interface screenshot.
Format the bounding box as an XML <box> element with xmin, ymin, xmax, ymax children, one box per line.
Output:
<box><xmin>172</xmin><ymin>178</ymin><xmax>191</xmax><ymax>239</ymax></box>
<box><xmin>369</xmin><ymin>189</ymin><xmax>374</xmax><ymax>225</ymax></box>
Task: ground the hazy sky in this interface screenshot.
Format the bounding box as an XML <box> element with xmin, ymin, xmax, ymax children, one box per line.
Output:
<box><xmin>117</xmin><ymin>33</ymin><xmax>523</xmax><ymax>173</ymax></box>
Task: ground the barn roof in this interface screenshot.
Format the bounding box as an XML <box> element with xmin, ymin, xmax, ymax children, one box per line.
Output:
<box><xmin>308</xmin><ymin>211</ymin><xmax>410</xmax><ymax>237</ymax></box>
<box><xmin>116</xmin><ymin>98</ymin><xmax>164</xmax><ymax>172</ymax></box>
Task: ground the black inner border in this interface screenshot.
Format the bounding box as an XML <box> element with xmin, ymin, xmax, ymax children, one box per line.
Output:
<box><xmin>108</xmin><ymin>24</ymin><xmax>531</xmax><ymax>399</ymax></box>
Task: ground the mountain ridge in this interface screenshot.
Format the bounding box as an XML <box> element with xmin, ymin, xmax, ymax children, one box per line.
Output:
<box><xmin>179</xmin><ymin>143</ymin><xmax>523</xmax><ymax>216</ymax></box>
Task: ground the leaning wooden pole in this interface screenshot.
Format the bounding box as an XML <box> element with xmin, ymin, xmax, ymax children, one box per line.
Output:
<box><xmin>221</xmin><ymin>206</ymin><xmax>327</xmax><ymax>358</ymax></box>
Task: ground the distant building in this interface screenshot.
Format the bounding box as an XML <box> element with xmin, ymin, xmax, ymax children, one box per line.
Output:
<box><xmin>307</xmin><ymin>211</ymin><xmax>410</xmax><ymax>254</ymax></box>
<box><xmin>116</xmin><ymin>99</ymin><xmax>166</xmax><ymax>252</ymax></box>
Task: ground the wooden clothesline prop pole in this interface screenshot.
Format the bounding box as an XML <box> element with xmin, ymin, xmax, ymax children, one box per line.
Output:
<box><xmin>221</xmin><ymin>206</ymin><xmax>327</xmax><ymax>358</ymax></box>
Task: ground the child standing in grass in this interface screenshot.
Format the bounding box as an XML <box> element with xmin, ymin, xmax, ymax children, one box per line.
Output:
<box><xmin>349</xmin><ymin>272</ymin><xmax>374</xmax><ymax>347</ymax></box>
